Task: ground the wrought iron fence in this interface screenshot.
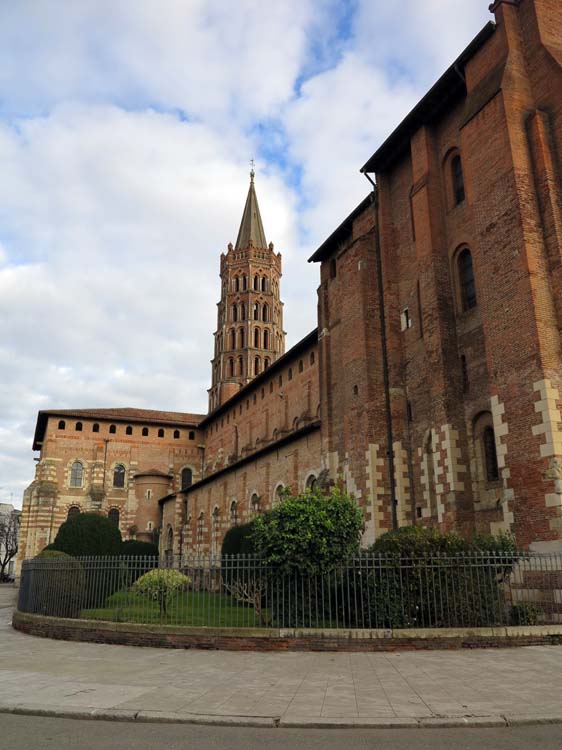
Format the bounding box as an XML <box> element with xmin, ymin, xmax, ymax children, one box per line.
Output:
<box><xmin>17</xmin><ymin>552</ymin><xmax>562</xmax><ymax>630</ymax></box>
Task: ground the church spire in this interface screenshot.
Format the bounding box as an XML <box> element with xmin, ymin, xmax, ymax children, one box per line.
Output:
<box><xmin>235</xmin><ymin>169</ymin><xmax>268</xmax><ymax>250</ymax></box>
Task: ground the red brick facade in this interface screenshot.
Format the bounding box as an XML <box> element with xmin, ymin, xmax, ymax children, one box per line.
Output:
<box><xmin>18</xmin><ymin>0</ymin><xmax>562</xmax><ymax>567</ymax></box>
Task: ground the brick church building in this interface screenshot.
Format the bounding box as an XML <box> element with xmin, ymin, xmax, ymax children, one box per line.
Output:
<box><xmin>17</xmin><ymin>0</ymin><xmax>562</xmax><ymax>568</ymax></box>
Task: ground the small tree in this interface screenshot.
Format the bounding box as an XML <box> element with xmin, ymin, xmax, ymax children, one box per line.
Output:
<box><xmin>51</xmin><ymin>512</ymin><xmax>122</xmax><ymax>557</ymax></box>
<box><xmin>133</xmin><ymin>569</ymin><xmax>190</xmax><ymax>615</ymax></box>
<box><xmin>0</xmin><ymin>511</ymin><xmax>21</xmax><ymax>580</ymax></box>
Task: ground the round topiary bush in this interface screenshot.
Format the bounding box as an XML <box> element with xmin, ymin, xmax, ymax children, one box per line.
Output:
<box><xmin>51</xmin><ymin>512</ymin><xmax>122</xmax><ymax>557</ymax></box>
<box><xmin>132</xmin><ymin>569</ymin><xmax>190</xmax><ymax>615</ymax></box>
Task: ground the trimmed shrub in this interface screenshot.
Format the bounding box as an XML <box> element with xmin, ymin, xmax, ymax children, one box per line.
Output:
<box><xmin>251</xmin><ymin>488</ymin><xmax>363</xmax><ymax>626</ymax></box>
<box><xmin>133</xmin><ymin>569</ymin><xmax>191</xmax><ymax>615</ymax></box>
<box><xmin>31</xmin><ymin>550</ymin><xmax>84</xmax><ymax>618</ymax></box>
<box><xmin>51</xmin><ymin>512</ymin><xmax>122</xmax><ymax>557</ymax></box>
<box><xmin>118</xmin><ymin>540</ymin><xmax>159</xmax><ymax>585</ymax></box>
<box><xmin>119</xmin><ymin>540</ymin><xmax>159</xmax><ymax>557</ymax></box>
<box><xmin>360</xmin><ymin>527</ymin><xmax>519</xmax><ymax>629</ymax></box>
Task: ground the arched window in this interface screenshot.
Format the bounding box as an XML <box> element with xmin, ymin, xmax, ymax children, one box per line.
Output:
<box><xmin>250</xmin><ymin>493</ymin><xmax>260</xmax><ymax>516</ymax></box>
<box><xmin>67</xmin><ymin>505</ymin><xmax>80</xmax><ymax>520</ymax></box>
<box><xmin>306</xmin><ymin>474</ymin><xmax>318</xmax><ymax>492</ymax></box>
<box><xmin>262</xmin><ymin>304</ymin><xmax>268</xmax><ymax>322</ymax></box>
<box><xmin>253</xmin><ymin>303</ymin><xmax>259</xmax><ymax>320</ymax></box>
<box><xmin>92</xmin><ymin>423</ymin><xmax>99</xmax><ymax>433</ymax></box>
<box><xmin>108</xmin><ymin>508</ymin><xmax>120</xmax><ymax>526</ymax></box>
<box><xmin>451</xmin><ymin>154</ymin><xmax>465</xmax><ymax>205</ymax></box>
<box><xmin>242</xmin><ymin>275</ymin><xmax>247</xmax><ymax>290</ymax></box>
<box><xmin>253</xmin><ymin>275</ymin><xmax>259</xmax><ymax>291</ymax></box>
<box><xmin>288</xmin><ymin>367</ymin><xmax>293</xmax><ymax>381</ymax></box>
<box><xmin>232</xmin><ymin>304</ymin><xmax>238</xmax><ymax>322</ymax></box>
<box><xmin>238</xmin><ymin>356</ymin><xmax>244</xmax><ymax>377</ymax></box>
<box><xmin>126</xmin><ymin>425</ymin><xmax>133</xmax><ymax>435</ymax></box>
<box><xmin>230</xmin><ymin>501</ymin><xmax>238</xmax><ymax>526</ymax></box>
<box><xmin>211</xmin><ymin>507</ymin><xmax>220</xmax><ymax>555</ymax></box>
<box><xmin>230</xmin><ymin>329</ymin><xmax>236</xmax><ymax>350</ymax></box>
<box><xmin>158</xmin><ymin>428</ymin><xmax>164</xmax><ymax>438</ymax></box>
<box><xmin>241</xmin><ymin>303</ymin><xmax>246</xmax><ymax>321</ymax></box>
<box><xmin>274</xmin><ymin>484</ymin><xmax>285</xmax><ymax>503</ymax></box>
<box><xmin>254</xmin><ymin>328</ymin><xmax>260</xmax><ymax>348</ymax></box>
<box><xmin>261</xmin><ymin>277</ymin><xmax>267</xmax><ymax>292</ymax></box>
<box><xmin>229</xmin><ymin>358</ymin><xmax>235</xmax><ymax>377</ymax></box>
<box><xmin>234</xmin><ymin>276</ymin><xmax>240</xmax><ymax>292</ymax></box>
<box><xmin>173</xmin><ymin>429</ymin><xmax>180</xmax><ymax>439</ymax></box>
<box><xmin>75</xmin><ymin>422</ymin><xmax>83</xmax><ymax>432</ymax></box>
<box><xmin>254</xmin><ymin>357</ymin><xmax>260</xmax><ymax>376</ymax></box>
<box><xmin>264</xmin><ymin>358</ymin><xmax>270</xmax><ymax>370</ymax></box>
<box><xmin>109</xmin><ymin>424</ymin><xmax>116</xmax><ymax>434</ymax></box>
<box><xmin>239</xmin><ymin>328</ymin><xmax>245</xmax><ymax>348</ymax></box>
<box><xmin>424</xmin><ymin>432</ymin><xmax>436</xmax><ymax>517</ymax></box>
<box><xmin>189</xmin><ymin>431</ymin><xmax>195</xmax><ymax>440</ymax></box>
<box><xmin>181</xmin><ymin>467</ymin><xmax>193</xmax><ymax>490</ymax></box>
<box><xmin>458</xmin><ymin>248</ymin><xmax>477</xmax><ymax>311</ymax></box>
<box><xmin>70</xmin><ymin>461</ymin><xmax>84</xmax><ymax>488</ymax></box>
<box><xmin>113</xmin><ymin>464</ymin><xmax>126</xmax><ymax>488</ymax></box>
<box><xmin>142</xmin><ymin>427</ymin><xmax>149</xmax><ymax>437</ymax></box>
<box><xmin>483</xmin><ymin>426</ymin><xmax>500</xmax><ymax>482</ymax></box>
<box><xmin>263</xmin><ymin>329</ymin><xmax>269</xmax><ymax>349</ymax></box>
<box><xmin>58</xmin><ymin>420</ymin><xmax>66</xmax><ymax>430</ymax></box>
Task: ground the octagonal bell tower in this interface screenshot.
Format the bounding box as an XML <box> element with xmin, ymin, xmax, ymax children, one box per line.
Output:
<box><xmin>208</xmin><ymin>170</ymin><xmax>285</xmax><ymax>411</ymax></box>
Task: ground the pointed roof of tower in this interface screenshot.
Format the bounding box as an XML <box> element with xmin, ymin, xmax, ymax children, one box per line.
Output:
<box><xmin>235</xmin><ymin>170</ymin><xmax>268</xmax><ymax>250</ymax></box>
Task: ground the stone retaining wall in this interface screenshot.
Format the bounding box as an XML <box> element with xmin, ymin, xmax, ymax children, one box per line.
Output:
<box><xmin>12</xmin><ymin>610</ymin><xmax>562</xmax><ymax>652</ymax></box>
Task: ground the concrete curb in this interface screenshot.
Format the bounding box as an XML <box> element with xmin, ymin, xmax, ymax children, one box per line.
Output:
<box><xmin>1</xmin><ymin>704</ymin><xmax>562</xmax><ymax>729</ymax></box>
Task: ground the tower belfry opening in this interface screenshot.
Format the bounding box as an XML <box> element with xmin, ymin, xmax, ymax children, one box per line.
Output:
<box><xmin>208</xmin><ymin>171</ymin><xmax>286</xmax><ymax>411</ymax></box>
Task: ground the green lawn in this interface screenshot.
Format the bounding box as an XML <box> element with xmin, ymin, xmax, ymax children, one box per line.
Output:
<box><xmin>80</xmin><ymin>589</ymin><xmax>268</xmax><ymax>628</ymax></box>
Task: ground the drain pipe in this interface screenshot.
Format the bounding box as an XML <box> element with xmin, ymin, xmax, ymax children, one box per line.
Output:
<box><xmin>363</xmin><ymin>173</ymin><xmax>398</xmax><ymax>531</ymax></box>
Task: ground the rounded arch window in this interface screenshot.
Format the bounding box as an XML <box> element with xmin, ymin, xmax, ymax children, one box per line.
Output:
<box><xmin>253</xmin><ymin>275</ymin><xmax>259</xmax><ymax>291</ymax></box>
<box><xmin>108</xmin><ymin>507</ymin><xmax>120</xmax><ymax>526</ymax></box>
<box><xmin>451</xmin><ymin>154</ymin><xmax>465</xmax><ymax>205</ymax></box>
<box><xmin>306</xmin><ymin>474</ymin><xmax>319</xmax><ymax>493</ymax></box>
<box><xmin>230</xmin><ymin>329</ymin><xmax>236</xmax><ymax>350</ymax></box>
<box><xmin>142</xmin><ymin>427</ymin><xmax>149</xmax><ymax>437</ymax></box>
<box><xmin>92</xmin><ymin>423</ymin><xmax>100</xmax><ymax>433</ymax></box>
<box><xmin>250</xmin><ymin>493</ymin><xmax>260</xmax><ymax>515</ymax></box>
<box><xmin>254</xmin><ymin>328</ymin><xmax>260</xmax><ymax>348</ymax></box>
<box><xmin>113</xmin><ymin>464</ymin><xmax>126</xmax><ymax>488</ymax></box>
<box><xmin>70</xmin><ymin>461</ymin><xmax>84</xmax><ymax>488</ymax></box>
<box><xmin>173</xmin><ymin>429</ymin><xmax>180</xmax><ymax>439</ymax></box>
<box><xmin>230</xmin><ymin>500</ymin><xmax>238</xmax><ymax>526</ymax></box>
<box><xmin>263</xmin><ymin>329</ymin><xmax>269</xmax><ymax>349</ymax></box>
<box><xmin>125</xmin><ymin>425</ymin><xmax>133</xmax><ymax>435</ymax></box>
<box><xmin>254</xmin><ymin>357</ymin><xmax>260</xmax><ymax>376</ymax></box>
<box><xmin>239</xmin><ymin>327</ymin><xmax>245</xmax><ymax>348</ymax></box>
<box><xmin>264</xmin><ymin>358</ymin><xmax>270</xmax><ymax>370</ymax></box>
<box><xmin>67</xmin><ymin>505</ymin><xmax>80</xmax><ymax>520</ymax></box>
<box><xmin>262</xmin><ymin>303</ymin><xmax>268</xmax><ymax>322</ymax></box>
<box><xmin>473</xmin><ymin>412</ymin><xmax>500</xmax><ymax>485</ymax></box>
<box><xmin>253</xmin><ymin>302</ymin><xmax>259</xmax><ymax>320</ymax></box>
<box><xmin>232</xmin><ymin>304</ymin><xmax>238</xmax><ymax>322</ymax></box>
<box><xmin>261</xmin><ymin>277</ymin><xmax>267</xmax><ymax>292</ymax></box>
<box><xmin>75</xmin><ymin>422</ymin><xmax>83</xmax><ymax>432</ymax></box>
<box><xmin>238</xmin><ymin>356</ymin><xmax>244</xmax><ymax>377</ymax></box>
<box><xmin>242</xmin><ymin>275</ymin><xmax>247</xmax><ymax>290</ymax></box>
<box><xmin>158</xmin><ymin>428</ymin><xmax>165</xmax><ymax>438</ymax></box>
<box><xmin>109</xmin><ymin>424</ymin><xmax>116</xmax><ymax>434</ymax></box>
<box><xmin>241</xmin><ymin>303</ymin><xmax>246</xmax><ymax>321</ymax></box>
<box><xmin>457</xmin><ymin>248</ymin><xmax>477</xmax><ymax>311</ymax></box>
<box><xmin>181</xmin><ymin>467</ymin><xmax>193</xmax><ymax>490</ymax></box>
<box><xmin>58</xmin><ymin>420</ymin><xmax>66</xmax><ymax>430</ymax></box>
<box><xmin>234</xmin><ymin>276</ymin><xmax>240</xmax><ymax>292</ymax></box>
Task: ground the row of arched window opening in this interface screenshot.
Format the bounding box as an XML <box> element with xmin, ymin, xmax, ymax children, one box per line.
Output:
<box><xmin>232</xmin><ymin>275</ymin><xmax>270</xmax><ymax>292</ymax></box>
<box><xmin>58</xmin><ymin>421</ymin><xmax>195</xmax><ymax>440</ymax></box>
<box><xmin>231</xmin><ymin>302</ymin><xmax>271</xmax><ymax>322</ymax></box>
<box><xmin>220</xmin><ymin>327</ymin><xmax>282</xmax><ymax>353</ymax></box>
<box><xmin>226</xmin><ymin>355</ymin><xmax>271</xmax><ymax>378</ymax></box>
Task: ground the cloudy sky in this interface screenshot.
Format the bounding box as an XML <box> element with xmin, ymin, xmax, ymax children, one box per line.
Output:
<box><xmin>0</xmin><ymin>0</ymin><xmax>490</xmax><ymax>509</ymax></box>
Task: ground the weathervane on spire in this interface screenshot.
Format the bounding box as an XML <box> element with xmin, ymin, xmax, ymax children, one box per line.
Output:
<box><xmin>250</xmin><ymin>158</ymin><xmax>255</xmax><ymax>181</ymax></box>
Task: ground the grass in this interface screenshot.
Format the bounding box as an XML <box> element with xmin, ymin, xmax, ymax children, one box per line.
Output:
<box><xmin>80</xmin><ymin>589</ymin><xmax>268</xmax><ymax>628</ymax></box>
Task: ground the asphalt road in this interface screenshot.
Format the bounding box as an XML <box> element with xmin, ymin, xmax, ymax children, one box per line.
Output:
<box><xmin>1</xmin><ymin>715</ymin><xmax>561</xmax><ymax>750</ymax></box>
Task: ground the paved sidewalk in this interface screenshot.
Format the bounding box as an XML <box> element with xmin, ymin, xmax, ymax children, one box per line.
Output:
<box><xmin>1</xmin><ymin>587</ymin><xmax>562</xmax><ymax>728</ymax></box>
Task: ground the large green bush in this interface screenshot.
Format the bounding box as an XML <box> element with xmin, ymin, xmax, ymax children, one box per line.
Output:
<box><xmin>51</xmin><ymin>512</ymin><xmax>122</xmax><ymax>557</ymax></box>
<box><xmin>31</xmin><ymin>550</ymin><xmax>84</xmax><ymax>618</ymax></box>
<box><xmin>221</xmin><ymin>522</ymin><xmax>256</xmax><ymax>556</ymax></box>
<box><xmin>360</xmin><ymin>526</ymin><xmax>519</xmax><ymax>629</ymax></box>
<box><xmin>119</xmin><ymin>540</ymin><xmax>159</xmax><ymax>558</ymax></box>
<box><xmin>252</xmin><ymin>488</ymin><xmax>363</xmax><ymax>576</ymax></box>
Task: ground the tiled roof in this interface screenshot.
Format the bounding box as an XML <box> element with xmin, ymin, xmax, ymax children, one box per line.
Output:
<box><xmin>235</xmin><ymin>170</ymin><xmax>268</xmax><ymax>250</ymax></box>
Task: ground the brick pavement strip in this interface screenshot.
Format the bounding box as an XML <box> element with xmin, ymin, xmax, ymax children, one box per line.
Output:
<box><xmin>1</xmin><ymin>596</ymin><xmax>562</xmax><ymax>729</ymax></box>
